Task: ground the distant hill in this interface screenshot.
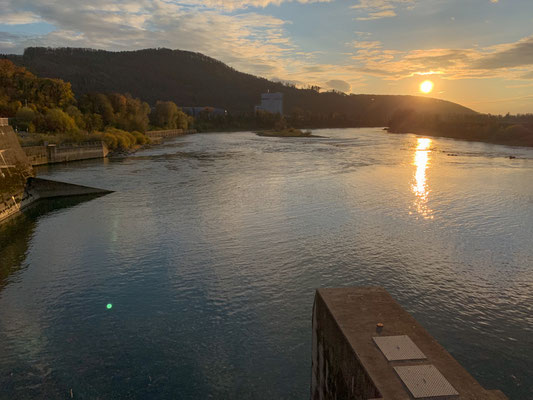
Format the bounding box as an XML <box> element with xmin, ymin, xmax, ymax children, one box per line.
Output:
<box><xmin>4</xmin><ymin>47</ymin><xmax>476</xmax><ymax>124</ymax></box>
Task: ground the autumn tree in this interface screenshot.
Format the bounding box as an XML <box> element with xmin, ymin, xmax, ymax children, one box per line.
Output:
<box><xmin>15</xmin><ymin>107</ymin><xmax>36</xmax><ymax>131</ymax></box>
<box><xmin>113</xmin><ymin>94</ymin><xmax>150</xmax><ymax>132</ymax></box>
<box><xmin>65</xmin><ymin>105</ymin><xmax>86</xmax><ymax>130</ymax></box>
<box><xmin>41</xmin><ymin>108</ymin><xmax>77</xmax><ymax>133</ymax></box>
<box><xmin>150</xmin><ymin>100</ymin><xmax>189</xmax><ymax>130</ymax></box>
<box><xmin>79</xmin><ymin>93</ymin><xmax>115</xmax><ymax>125</ymax></box>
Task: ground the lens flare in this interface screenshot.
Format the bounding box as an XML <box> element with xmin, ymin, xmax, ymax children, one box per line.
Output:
<box><xmin>106</xmin><ymin>303</ymin><xmax>113</xmax><ymax>309</ymax></box>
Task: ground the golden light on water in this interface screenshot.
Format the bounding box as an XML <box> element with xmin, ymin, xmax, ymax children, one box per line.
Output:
<box><xmin>414</xmin><ymin>139</ymin><xmax>430</xmax><ymax>196</ymax></box>
<box><xmin>411</xmin><ymin>138</ymin><xmax>433</xmax><ymax>219</ymax></box>
<box><xmin>420</xmin><ymin>80</ymin><xmax>434</xmax><ymax>94</ymax></box>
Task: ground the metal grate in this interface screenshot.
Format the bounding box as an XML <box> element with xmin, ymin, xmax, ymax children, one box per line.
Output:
<box><xmin>394</xmin><ymin>365</ymin><xmax>459</xmax><ymax>399</ymax></box>
<box><xmin>373</xmin><ymin>335</ymin><xmax>426</xmax><ymax>361</ymax></box>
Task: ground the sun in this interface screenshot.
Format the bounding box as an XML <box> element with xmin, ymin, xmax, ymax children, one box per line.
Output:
<box><xmin>420</xmin><ymin>80</ymin><xmax>434</xmax><ymax>94</ymax></box>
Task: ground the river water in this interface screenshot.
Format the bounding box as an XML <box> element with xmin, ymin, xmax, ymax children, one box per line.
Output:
<box><xmin>1</xmin><ymin>128</ymin><xmax>532</xmax><ymax>399</ymax></box>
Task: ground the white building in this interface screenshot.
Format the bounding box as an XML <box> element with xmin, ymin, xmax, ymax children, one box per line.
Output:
<box><xmin>255</xmin><ymin>92</ymin><xmax>283</xmax><ymax>115</ymax></box>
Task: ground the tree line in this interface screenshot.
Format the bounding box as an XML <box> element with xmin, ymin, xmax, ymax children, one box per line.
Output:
<box><xmin>4</xmin><ymin>47</ymin><xmax>476</xmax><ymax>119</ymax></box>
<box><xmin>388</xmin><ymin>109</ymin><xmax>533</xmax><ymax>147</ymax></box>
<box><xmin>0</xmin><ymin>59</ymin><xmax>192</xmax><ymax>150</ymax></box>
<box><xmin>2</xmin><ymin>50</ymin><xmax>532</xmax><ymax>148</ymax></box>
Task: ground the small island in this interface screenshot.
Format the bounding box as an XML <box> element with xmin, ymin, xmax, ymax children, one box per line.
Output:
<box><xmin>255</xmin><ymin>128</ymin><xmax>321</xmax><ymax>137</ymax></box>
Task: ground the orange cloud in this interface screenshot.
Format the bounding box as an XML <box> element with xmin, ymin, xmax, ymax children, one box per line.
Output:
<box><xmin>349</xmin><ymin>36</ymin><xmax>533</xmax><ymax>81</ymax></box>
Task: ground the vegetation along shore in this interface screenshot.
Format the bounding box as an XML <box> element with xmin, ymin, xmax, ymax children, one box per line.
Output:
<box><xmin>0</xmin><ymin>58</ymin><xmax>193</xmax><ymax>154</ymax></box>
<box><xmin>388</xmin><ymin>109</ymin><xmax>533</xmax><ymax>148</ymax></box>
<box><xmin>1</xmin><ymin>48</ymin><xmax>532</xmax><ymax>151</ymax></box>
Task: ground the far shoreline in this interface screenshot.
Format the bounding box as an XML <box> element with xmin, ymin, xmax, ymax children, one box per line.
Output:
<box><xmin>254</xmin><ymin>128</ymin><xmax>325</xmax><ymax>138</ymax></box>
<box><xmin>386</xmin><ymin>127</ymin><xmax>533</xmax><ymax>149</ymax></box>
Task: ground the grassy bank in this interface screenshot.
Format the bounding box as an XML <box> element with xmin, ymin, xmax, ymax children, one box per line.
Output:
<box><xmin>18</xmin><ymin>128</ymin><xmax>151</xmax><ymax>151</ymax></box>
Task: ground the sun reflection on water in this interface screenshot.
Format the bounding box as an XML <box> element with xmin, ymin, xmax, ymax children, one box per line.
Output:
<box><xmin>411</xmin><ymin>138</ymin><xmax>433</xmax><ymax>219</ymax></box>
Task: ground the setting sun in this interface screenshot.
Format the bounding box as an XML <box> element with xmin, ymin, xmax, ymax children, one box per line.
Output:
<box><xmin>420</xmin><ymin>80</ymin><xmax>434</xmax><ymax>94</ymax></box>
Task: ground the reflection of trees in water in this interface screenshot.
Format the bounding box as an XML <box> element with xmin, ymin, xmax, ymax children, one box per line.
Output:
<box><xmin>0</xmin><ymin>195</ymin><xmax>102</xmax><ymax>289</ymax></box>
<box><xmin>0</xmin><ymin>212</ymin><xmax>35</xmax><ymax>288</ymax></box>
<box><xmin>0</xmin><ymin>195</ymin><xmax>109</xmax><ymax>399</ymax></box>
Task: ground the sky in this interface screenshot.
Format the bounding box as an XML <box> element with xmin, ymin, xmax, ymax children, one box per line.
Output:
<box><xmin>1</xmin><ymin>0</ymin><xmax>532</xmax><ymax>114</ymax></box>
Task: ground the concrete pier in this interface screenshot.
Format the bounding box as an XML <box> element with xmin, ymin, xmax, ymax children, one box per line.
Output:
<box><xmin>312</xmin><ymin>287</ymin><xmax>507</xmax><ymax>400</ymax></box>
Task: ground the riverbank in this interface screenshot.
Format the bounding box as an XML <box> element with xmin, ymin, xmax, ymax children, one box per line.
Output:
<box><xmin>387</xmin><ymin>112</ymin><xmax>533</xmax><ymax>148</ymax></box>
<box><xmin>108</xmin><ymin>129</ymin><xmax>198</xmax><ymax>158</ymax></box>
<box><xmin>255</xmin><ymin>128</ymin><xmax>322</xmax><ymax>138</ymax></box>
<box><xmin>388</xmin><ymin>126</ymin><xmax>533</xmax><ymax>148</ymax></box>
<box><xmin>23</xmin><ymin>141</ymin><xmax>109</xmax><ymax>166</ymax></box>
<box><xmin>19</xmin><ymin>129</ymin><xmax>198</xmax><ymax>165</ymax></box>
<box><xmin>1</xmin><ymin>124</ymin><xmax>112</xmax><ymax>224</ymax></box>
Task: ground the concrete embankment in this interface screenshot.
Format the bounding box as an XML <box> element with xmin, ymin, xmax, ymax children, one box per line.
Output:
<box><xmin>1</xmin><ymin>122</ymin><xmax>112</xmax><ymax>224</ymax></box>
<box><xmin>312</xmin><ymin>287</ymin><xmax>508</xmax><ymax>399</ymax></box>
<box><xmin>26</xmin><ymin>177</ymin><xmax>112</xmax><ymax>199</ymax></box>
<box><xmin>22</xmin><ymin>141</ymin><xmax>109</xmax><ymax>166</ymax></box>
<box><xmin>21</xmin><ymin>129</ymin><xmax>195</xmax><ymax>166</ymax></box>
<box><xmin>2</xmin><ymin>123</ymin><xmax>196</xmax><ymax>222</ymax></box>
<box><xmin>0</xmin><ymin>123</ymin><xmax>34</xmax><ymax>222</ymax></box>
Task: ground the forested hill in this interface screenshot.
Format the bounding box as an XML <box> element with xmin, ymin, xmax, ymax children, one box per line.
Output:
<box><xmin>4</xmin><ymin>47</ymin><xmax>476</xmax><ymax>124</ymax></box>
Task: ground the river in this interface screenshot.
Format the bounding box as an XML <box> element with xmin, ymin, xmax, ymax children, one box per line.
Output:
<box><xmin>1</xmin><ymin>128</ymin><xmax>532</xmax><ymax>399</ymax></box>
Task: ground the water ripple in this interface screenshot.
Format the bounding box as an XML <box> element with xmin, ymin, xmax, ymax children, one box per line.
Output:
<box><xmin>1</xmin><ymin>129</ymin><xmax>532</xmax><ymax>399</ymax></box>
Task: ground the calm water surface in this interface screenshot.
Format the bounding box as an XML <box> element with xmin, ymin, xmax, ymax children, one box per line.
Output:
<box><xmin>1</xmin><ymin>129</ymin><xmax>532</xmax><ymax>399</ymax></box>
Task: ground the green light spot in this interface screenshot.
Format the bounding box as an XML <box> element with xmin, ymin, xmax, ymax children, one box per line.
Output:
<box><xmin>106</xmin><ymin>303</ymin><xmax>113</xmax><ymax>310</ymax></box>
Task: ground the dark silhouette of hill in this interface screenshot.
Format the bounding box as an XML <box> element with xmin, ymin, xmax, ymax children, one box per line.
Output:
<box><xmin>4</xmin><ymin>47</ymin><xmax>476</xmax><ymax>124</ymax></box>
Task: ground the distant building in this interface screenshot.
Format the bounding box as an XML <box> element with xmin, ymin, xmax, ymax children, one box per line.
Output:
<box><xmin>255</xmin><ymin>92</ymin><xmax>283</xmax><ymax>115</ymax></box>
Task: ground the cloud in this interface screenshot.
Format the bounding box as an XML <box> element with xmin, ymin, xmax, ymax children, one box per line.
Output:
<box><xmin>505</xmin><ymin>82</ymin><xmax>533</xmax><ymax>88</ymax></box>
<box><xmin>325</xmin><ymin>79</ymin><xmax>351</xmax><ymax>92</ymax></box>
<box><xmin>0</xmin><ymin>0</ymin><xmax>357</xmax><ymax>91</ymax></box>
<box><xmin>349</xmin><ymin>36</ymin><xmax>533</xmax><ymax>81</ymax></box>
<box><xmin>352</xmin><ymin>0</ymin><xmax>414</xmax><ymax>10</ymax></box>
<box><xmin>186</xmin><ymin>0</ymin><xmax>333</xmax><ymax>11</ymax></box>
<box><xmin>356</xmin><ymin>10</ymin><xmax>396</xmax><ymax>20</ymax></box>
<box><xmin>472</xmin><ymin>36</ymin><xmax>533</xmax><ymax>69</ymax></box>
<box><xmin>351</xmin><ymin>40</ymin><xmax>382</xmax><ymax>49</ymax></box>
<box><xmin>1</xmin><ymin>0</ymin><xmax>531</xmax><ymax>103</ymax></box>
<box><xmin>352</xmin><ymin>0</ymin><xmax>414</xmax><ymax>20</ymax></box>
<box><xmin>0</xmin><ymin>12</ymin><xmax>41</xmax><ymax>25</ymax></box>
<box><xmin>0</xmin><ymin>32</ymin><xmax>26</xmax><ymax>49</ymax></box>
<box><xmin>0</xmin><ymin>0</ymin><xmax>294</xmax><ymax>74</ymax></box>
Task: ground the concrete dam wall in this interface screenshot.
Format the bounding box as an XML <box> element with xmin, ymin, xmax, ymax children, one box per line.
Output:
<box><xmin>25</xmin><ymin>177</ymin><xmax>112</xmax><ymax>199</ymax></box>
<box><xmin>312</xmin><ymin>287</ymin><xmax>508</xmax><ymax>400</ymax></box>
<box><xmin>0</xmin><ymin>124</ymin><xmax>35</xmax><ymax>222</ymax></box>
<box><xmin>23</xmin><ymin>142</ymin><xmax>109</xmax><ymax>166</ymax></box>
<box><xmin>0</xmin><ymin>123</ymin><xmax>112</xmax><ymax>224</ymax></box>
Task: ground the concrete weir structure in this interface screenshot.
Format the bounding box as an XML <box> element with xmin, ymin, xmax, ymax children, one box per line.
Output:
<box><xmin>312</xmin><ymin>287</ymin><xmax>508</xmax><ymax>400</ymax></box>
<box><xmin>23</xmin><ymin>141</ymin><xmax>109</xmax><ymax>166</ymax></box>
<box><xmin>1</xmin><ymin>121</ymin><xmax>112</xmax><ymax>224</ymax></box>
